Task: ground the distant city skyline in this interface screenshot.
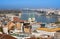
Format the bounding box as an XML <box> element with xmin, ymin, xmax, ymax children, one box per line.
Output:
<box><xmin>0</xmin><ymin>0</ymin><xmax>60</xmax><ymax>9</ymax></box>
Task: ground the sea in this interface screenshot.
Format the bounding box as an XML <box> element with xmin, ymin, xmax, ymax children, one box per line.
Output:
<box><xmin>20</xmin><ymin>10</ymin><xmax>59</xmax><ymax>23</ymax></box>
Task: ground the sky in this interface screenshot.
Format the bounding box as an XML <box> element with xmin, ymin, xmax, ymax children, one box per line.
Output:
<box><xmin>0</xmin><ymin>0</ymin><xmax>60</xmax><ymax>9</ymax></box>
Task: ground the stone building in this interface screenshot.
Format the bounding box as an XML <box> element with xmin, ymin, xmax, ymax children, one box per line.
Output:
<box><xmin>54</xmin><ymin>31</ymin><xmax>60</xmax><ymax>39</ymax></box>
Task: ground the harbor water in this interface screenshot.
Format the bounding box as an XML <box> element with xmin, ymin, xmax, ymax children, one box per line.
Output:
<box><xmin>20</xmin><ymin>11</ymin><xmax>58</xmax><ymax>23</ymax></box>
